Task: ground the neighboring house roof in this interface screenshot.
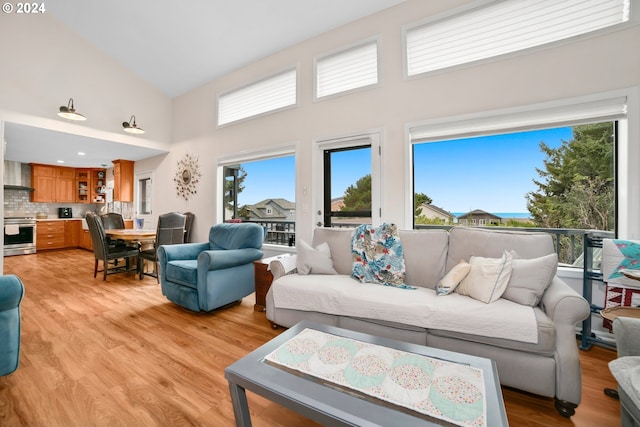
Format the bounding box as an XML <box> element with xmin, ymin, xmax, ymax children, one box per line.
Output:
<box><xmin>244</xmin><ymin>198</ymin><xmax>295</xmax><ymax>219</ymax></box>
<box><xmin>417</xmin><ymin>203</ymin><xmax>454</xmax><ymax>218</ymax></box>
<box><xmin>254</xmin><ymin>198</ymin><xmax>295</xmax><ymax>210</ymax></box>
<box><xmin>457</xmin><ymin>209</ymin><xmax>502</xmax><ymax>220</ymax></box>
<box><xmin>331</xmin><ymin>197</ymin><xmax>345</xmax><ymax>211</ymax></box>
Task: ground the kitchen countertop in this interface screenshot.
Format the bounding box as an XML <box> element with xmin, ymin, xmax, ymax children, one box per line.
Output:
<box><xmin>35</xmin><ymin>218</ymin><xmax>84</xmax><ymax>221</ymax></box>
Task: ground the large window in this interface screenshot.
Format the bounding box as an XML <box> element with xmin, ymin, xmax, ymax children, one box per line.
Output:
<box><xmin>220</xmin><ymin>152</ymin><xmax>296</xmax><ymax>246</ymax></box>
<box><xmin>409</xmin><ymin>92</ymin><xmax>633</xmax><ymax>266</ymax></box>
<box><xmin>405</xmin><ymin>0</ymin><xmax>630</xmax><ymax>77</ymax></box>
<box><xmin>413</xmin><ymin>123</ymin><xmax>615</xmax><ymax>234</ymax></box>
<box><xmin>217</xmin><ymin>69</ymin><xmax>297</xmax><ymax>126</ymax></box>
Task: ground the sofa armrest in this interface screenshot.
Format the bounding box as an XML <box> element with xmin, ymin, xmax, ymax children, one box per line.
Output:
<box><xmin>540</xmin><ymin>276</ymin><xmax>590</xmax><ymax>326</ymax></box>
<box><xmin>159</xmin><ymin>242</ymin><xmax>209</xmax><ymax>262</ymax></box>
<box><xmin>269</xmin><ymin>254</ymin><xmax>298</xmax><ymax>280</ymax></box>
<box><xmin>198</xmin><ymin>248</ymin><xmax>263</xmax><ymax>271</ymax></box>
<box><xmin>0</xmin><ymin>275</ymin><xmax>25</xmax><ymax>312</ymax></box>
<box><xmin>613</xmin><ymin>317</ymin><xmax>640</xmax><ymax>357</ymax></box>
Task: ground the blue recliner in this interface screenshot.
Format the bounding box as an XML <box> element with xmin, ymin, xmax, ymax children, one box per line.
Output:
<box><xmin>0</xmin><ymin>274</ymin><xmax>24</xmax><ymax>376</ymax></box>
<box><xmin>157</xmin><ymin>223</ymin><xmax>264</xmax><ymax>312</ymax></box>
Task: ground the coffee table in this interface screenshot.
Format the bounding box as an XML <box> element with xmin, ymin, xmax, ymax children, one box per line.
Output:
<box><xmin>225</xmin><ymin>320</ymin><xmax>508</xmax><ymax>426</ymax></box>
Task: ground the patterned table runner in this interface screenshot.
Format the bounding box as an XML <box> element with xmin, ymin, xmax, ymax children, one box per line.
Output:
<box><xmin>264</xmin><ymin>328</ymin><xmax>487</xmax><ymax>427</ymax></box>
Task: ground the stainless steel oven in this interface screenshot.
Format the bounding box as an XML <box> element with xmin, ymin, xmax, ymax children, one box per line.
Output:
<box><xmin>4</xmin><ymin>217</ymin><xmax>36</xmax><ymax>256</ymax></box>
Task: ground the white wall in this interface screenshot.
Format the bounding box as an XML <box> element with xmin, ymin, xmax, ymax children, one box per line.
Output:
<box><xmin>0</xmin><ymin>12</ymin><xmax>172</xmax><ymax>149</ymax></box>
<box><xmin>168</xmin><ymin>0</ymin><xmax>640</xmax><ymax>243</ymax></box>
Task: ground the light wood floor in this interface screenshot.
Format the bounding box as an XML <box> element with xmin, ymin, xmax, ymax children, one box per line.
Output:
<box><xmin>0</xmin><ymin>249</ymin><xmax>622</xmax><ymax>426</ymax></box>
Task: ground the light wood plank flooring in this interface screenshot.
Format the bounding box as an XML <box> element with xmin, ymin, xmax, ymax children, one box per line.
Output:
<box><xmin>0</xmin><ymin>249</ymin><xmax>622</xmax><ymax>426</ymax></box>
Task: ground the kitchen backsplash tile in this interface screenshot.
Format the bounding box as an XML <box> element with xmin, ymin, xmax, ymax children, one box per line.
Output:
<box><xmin>3</xmin><ymin>189</ymin><xmax>100</xmax><ymax>218</ymax></box>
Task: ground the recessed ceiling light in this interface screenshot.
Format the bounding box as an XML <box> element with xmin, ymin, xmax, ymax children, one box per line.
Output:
<box><xmin>57</xmin><ymin>160</ymin><xmax>64</xmax><ymax>164</ymax></box>
<box><xmin>77</xmin><ymin>152</ymin><xmax>86</xmax><ymax>156</ymax></box>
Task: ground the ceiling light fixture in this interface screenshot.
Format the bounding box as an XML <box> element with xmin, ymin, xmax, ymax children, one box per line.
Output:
<box><xmin>122</xmin><ymin>115</ymin><xmax>144</xmax><ymax>134</ymax></box>
<box><xmin>57</xmin><ymin>98</ymin><xmax>86</xmax><ymax>121</ymax></box>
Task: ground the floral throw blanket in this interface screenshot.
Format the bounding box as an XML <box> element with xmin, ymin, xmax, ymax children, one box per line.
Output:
<box><xmin>351</xmin><ymin>223</ymin><xmax>414</xmax><ymax>289</ymax></box>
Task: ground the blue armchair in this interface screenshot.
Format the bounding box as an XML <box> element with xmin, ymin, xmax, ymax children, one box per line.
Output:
<box><xmin>0</xmin><ymin>274</ymin><xmax>24</xmax><ymax>376</ymax></box>
<box><xmin>157</xmin><ymin>223</ymin><xmax>264</xmax><ymax>312</ymax></box>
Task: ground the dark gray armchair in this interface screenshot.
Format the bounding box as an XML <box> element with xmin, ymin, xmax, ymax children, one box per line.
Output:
<box><xmin>139</xmin><ymin>212</ymin><xmax>186</xmax><ymax>281</ymax></box>
<box><xmin>609</xmin><ymin>316</ymin><xmax>640</xmax><ymax>427</ymax></box>
<box><xmin>86</xmin><ymin>213</ymin><xmax>139</xmax><ymax>281</ymax></box>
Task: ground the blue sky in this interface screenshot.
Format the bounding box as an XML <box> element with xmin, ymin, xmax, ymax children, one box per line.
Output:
<box><xmin>237</xmin><ymin>127</ymin><xmax>573</xmax><ymax>212</ymax></box>
<box><xmin>414</xmin><ymin>127</ymin><xmax>573</xmax><ymax>213</ymax></box>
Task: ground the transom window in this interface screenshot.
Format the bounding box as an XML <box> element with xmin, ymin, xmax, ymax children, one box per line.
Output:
<box><xmin>315</xmin><ymin>40</ymin><xmax>378</xmax><ymax>99</ymax></box>
<box><xmin>405</xmin><ymin>0</ymin><xmax>631</xmax><ymax>77</ymax></box>
<box><xmin>217</xmin><ymin>69</ymin><xmax>297</xmax><ymax>126</ymax></box>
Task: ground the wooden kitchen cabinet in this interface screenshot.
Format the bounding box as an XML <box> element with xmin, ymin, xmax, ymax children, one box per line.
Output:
<box><xmin>56</xmin><ymin>167</ymin><xmax>76</xmax><ymax>203</ymax></box>
<box><xmin>30</xmin><ymin>164</ymin><xmax>75</xmax><ymax>203</ymax></box>
<box><xmin>64</xmin><ymin>220</ymin><xmax>81</xmax><ymax>247</ymax></box>
<box><xmin>76</xmin><ymin>169</ymin><xmax>91</xmax><ymax>203</ymax></box>
<box><xmin>30</xmin><ymin>164</ymin><xmax>55</xmax><ymax>202</ymax></box>
<box><xmin>80</xmin><ymin>229</ymin><xmax>93</xmax><ymax>250</ymax></box>
<box><xmin>91</xmin><ymin>169</ymin><xmax>106</xmax><ymax>203</ymax></box>
<box><xmin>36</xmin><ymin>220</ymin><xmax>65</xmax><ymax>250</ymax></box>
<box><xmin>112</xmin><ymin>159</ymin><xmax>134</xmax><ymax>202</ymax></box>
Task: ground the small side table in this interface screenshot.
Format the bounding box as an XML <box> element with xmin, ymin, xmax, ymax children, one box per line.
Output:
<box><xmin>253</xmin><ymin>255</ymin><xmax>286</xmax><ymax>312</ymax></box>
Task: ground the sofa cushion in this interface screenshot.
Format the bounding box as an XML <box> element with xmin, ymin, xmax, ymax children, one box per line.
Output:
<box><xmin>446</xmin><ymin>227</ymin><xmax>554</xmax><ymax>272</ymax></box>
<box><xmin>436</xmin><ymin>260</ymin><xmax>470</xmax><ymax>295</ymax></box>
<box><xmin>399</xmin><ymin>229</ymin><xmax>449</xmax><ymax>290</ymax></box>
<box><xmin>271</xmin><ymin>274</ymin><xmax>538</xmax><ymax>343</ymax></box>
<box><xmin>428</xmin><ymin>308</ymin><xmax>556</xmax><ymax>355</ymax></box>
<box><xmin>351</xmin><ymin>223</ymin><xmax>411</xmax><ymax>289</ymax></box>
<box><xmin>296</xmin><ymin>240</ymin><xmax>337</xmax><ymax>275</ymax></box>
<box><xmin>165</xmin><ymin>260</ymin><xmax>198</xmax><ymax>289</ymax></box>
<box><xmin>503</xmin><ymin>253</ymin><xmax>558</xmax><ymax>306</ymax></box>
<box><xmin>457</xmin><ymin>251</ymin><xmax>513</xmax><ymax>303</ymax></box>
<box><xmin>312</xmin><ymin>228</ymin><xmax>355</xmax><ymax>275</ymax></box>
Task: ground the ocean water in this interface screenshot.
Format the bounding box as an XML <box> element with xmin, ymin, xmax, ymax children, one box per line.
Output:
<box><xmin>451</xmin><ymin>212</ymin><xmax>532</xmax><ymax>219</ymax></box>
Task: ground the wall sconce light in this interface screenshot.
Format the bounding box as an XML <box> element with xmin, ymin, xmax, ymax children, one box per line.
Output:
<box><xmin>122</xmin><ymin>115</ymin><xmax>144</xmax><ymax>134</ymax></box>
<box><xmin>57</xmin><ymin>98</ymin><xmax>86</xmax><ymax>121</ymax></box>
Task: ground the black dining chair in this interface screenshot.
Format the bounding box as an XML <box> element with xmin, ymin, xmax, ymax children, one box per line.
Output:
<box><xmin>86</xmin><ymin>213</ymin><xmax>139</xmax><ymax>281</ymax></box>
<box><xmin>139</xmin><ymin>212</ymin><xmax>187</xmax><ymax>281</ymax></box>
<box><xmin>182</xmin><ymin>212</ymin><xmax>195</xmax><ymax>243</ymax></box>
<box><xmin>100</xmin><ymin>212</ymin><xmax>127</xmax><ymax>248</ymax></box>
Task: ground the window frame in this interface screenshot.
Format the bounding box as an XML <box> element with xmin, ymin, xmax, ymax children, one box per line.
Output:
<box><xmin>313</xmin><ymin>131</ymin><xmax>383</xmax><ymax>231</ymax></box>
<box><xmin>217</xmin><ymin>143</ymin><xmax>298</xmax><ymax>248</ymax></box>
<box><xmin>404</xmin><ymin>88</ymin><xmax>640</xmax><ymax>239</ymax></box>
<box><xmin>135</xmin><ymin>170</ymin><xmax>153</xmax><ymax>224</ymax></box>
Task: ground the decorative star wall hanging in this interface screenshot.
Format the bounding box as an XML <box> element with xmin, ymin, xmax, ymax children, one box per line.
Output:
<box><xmin>174</xmin><ymin>154</ymin><xmax>202</xmax><ymax>202</ymax></box>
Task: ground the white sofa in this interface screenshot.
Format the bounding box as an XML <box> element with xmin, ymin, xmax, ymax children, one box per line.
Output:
<box><xmin>265</xmin><ymin>226</ymin><xmax>590</xmax><ymax>417</ymax></box>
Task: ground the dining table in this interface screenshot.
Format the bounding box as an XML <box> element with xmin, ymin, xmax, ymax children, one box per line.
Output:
<box><xmin>104</xmin><ymin>228</ymin><xmax>157</xmax><ymax>243</ymax></box>
<box><xmin>105</xmin><ymin>228</ymin><xmax>157</xmax><ymax>276</ymax></box>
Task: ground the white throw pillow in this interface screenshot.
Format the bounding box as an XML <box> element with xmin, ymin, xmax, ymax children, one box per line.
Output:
<box><xmin>457</xmin><ymin>251</ymin><xmax>513</xmax><ymax>303</ymax></box>
<box><xmin>436</xmin><ymin>260</ymin><xmax>471</xmax><ymax>296</ymax></box>
<box><xmin>502</xmin><ymin>252</ymin><xmax>558</xmax><ymax>306</ymax></box>
<box><xmin>296</xmin><ymin>240</ymin><xmax>338</xmax><ymax>275</ymax></box>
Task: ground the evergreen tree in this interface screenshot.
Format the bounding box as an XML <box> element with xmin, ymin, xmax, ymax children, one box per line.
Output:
<box><xmin>526</xmin><ymin>123</ymin><xmax>614</xmax><ymax>231</ymax></box>
<box><xmin>341</xmin><ymin>174</ymin><xmax>371</xmax><ymax>211</ymax></box>
<box><xmin>224</xmin><ymin>166</ymin><xmax>247</xmax><ymax>215</ymax></box>
<box><xmin>414</xmin><ymin>192</ymin><xmax>433</xmax><ymax>217</ymax></box>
